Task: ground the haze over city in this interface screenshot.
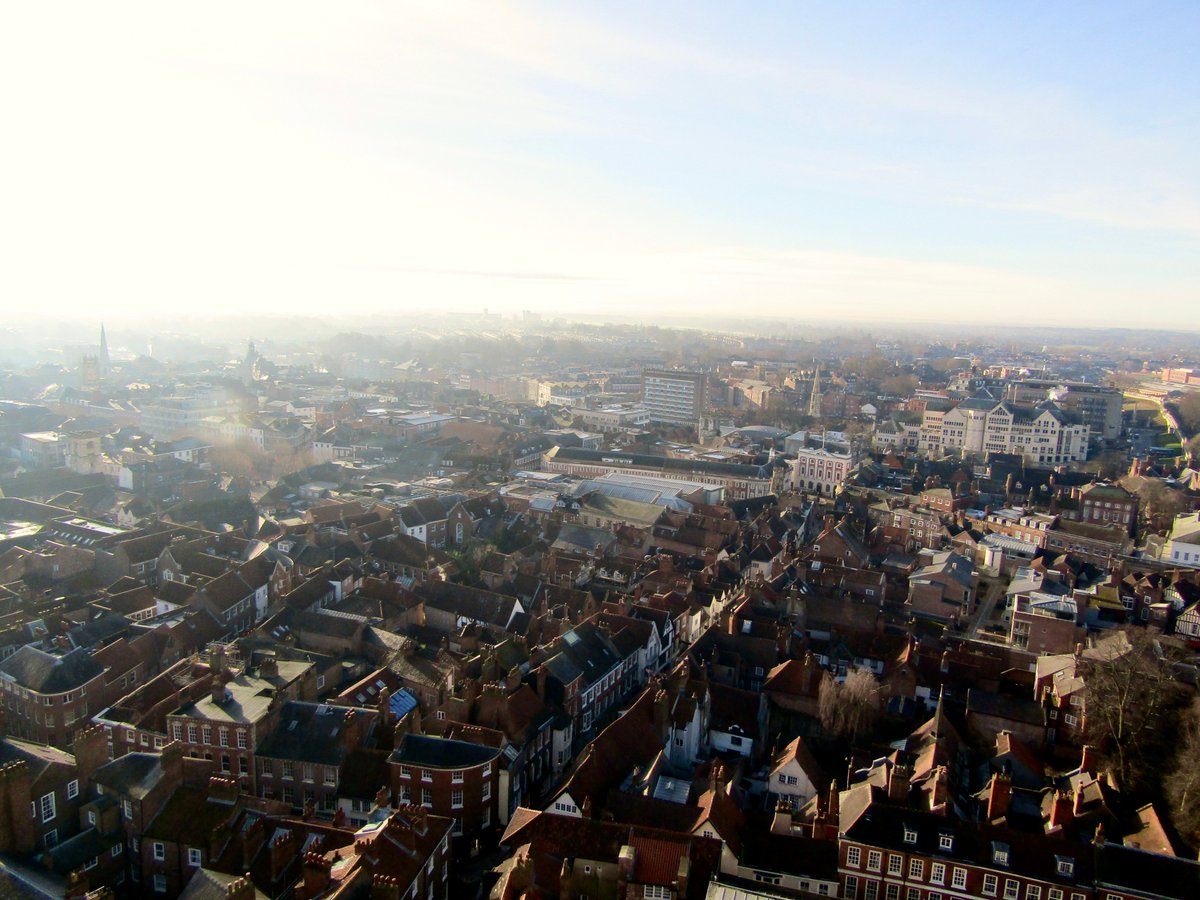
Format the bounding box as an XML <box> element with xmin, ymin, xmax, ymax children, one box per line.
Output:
<box><xmin>6</xmin><ymin>5</ymin><xmax>1200</xmax><ymax>898</ymax></box>
<box><xmin>3</xmin><ymin>1</ymin><xmax>1197</xmax><ymax>326</ymax></box>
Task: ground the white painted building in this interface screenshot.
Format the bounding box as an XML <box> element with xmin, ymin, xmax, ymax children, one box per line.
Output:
<box><xmin>1162</xmin><ymin>512</ymin><xmax>1200</xmax><ymax>568</ymax></box>
<box><xmin>790</xmin><ymin>434</ymin><xmax>859</xmax><ymax>496</ymax></box>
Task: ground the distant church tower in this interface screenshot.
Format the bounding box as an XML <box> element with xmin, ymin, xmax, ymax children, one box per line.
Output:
<box><xmin>241</xmin><ymin>340</ymin><xmax>262</xmax><ymax>385</ymax></box>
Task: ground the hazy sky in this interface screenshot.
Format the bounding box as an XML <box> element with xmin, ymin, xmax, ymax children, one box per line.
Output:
<box><xmin>3</xmin><ymin>2</ymin><xmax>1197</xmax><ymax>326</ymax></box>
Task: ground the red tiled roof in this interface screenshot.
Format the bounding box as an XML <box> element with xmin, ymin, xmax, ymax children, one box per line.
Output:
<box><xmin>629</xmin><ymin>833</ymin><xmax>687</xmax><ymax>884</ymax></box>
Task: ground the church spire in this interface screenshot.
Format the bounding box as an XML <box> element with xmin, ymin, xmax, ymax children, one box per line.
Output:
<box><xmin>807</xmin><ymin>362</ymin><xmax>822</xmax><ymax>418</ymax></box>
<box><xmin>99</xmin><ymin>322</ymin><xmax>110</xmax><ymax>375</ymax></box>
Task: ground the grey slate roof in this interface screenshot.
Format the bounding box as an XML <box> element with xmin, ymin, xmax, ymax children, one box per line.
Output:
<box><xmin>389</xmin><ymin>733</ymin><xmax>499</xmax><ymax>769</ymax></box>
<box><xmin>256</xmin><ymin>701</ymin><xmax>376</xmax><ymax>767</ymax></box>
<box><xmin>92</xmin><ymin>752</ymin><xmax>165</xmax><ymax>799</ymax></box>
<box><xmin>0</xmin><ymin>645</ymin><xmax>103</xmax><ymax>693</ymax></box>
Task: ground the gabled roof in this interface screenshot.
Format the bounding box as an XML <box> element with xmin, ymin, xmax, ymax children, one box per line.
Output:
<box><xmin>0</xmin><ymin>736</ymin><xmax>76</xmax><ymax>784</ymax></box>
<box><xmin>554</xmin><ymin>685</ymin><xmax>667</xmax><ymax>812</ymax></box>
<box><xmin>770</xmin><ymin>735</ymin><xmax>825</xmax><ymax>786</ymax></box>
<box><xmin>498</xmin><ymin>809</ymin><xmax>722</xmax><ymax>900</ymax></box>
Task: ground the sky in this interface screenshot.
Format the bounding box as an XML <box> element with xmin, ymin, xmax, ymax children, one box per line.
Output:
<box><xmin>2</xmin><ymin>1</ymin><xmax>1197</xmax><ymax>327</ymax></box>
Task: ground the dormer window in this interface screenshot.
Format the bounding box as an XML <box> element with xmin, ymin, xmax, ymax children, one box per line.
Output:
<box><xmin>938</xmin><ymin>833</ymin><xmax>954</xmax><ymax>852</ymax></box>
<box><xmin>1055</xmin><ymin>856</ymin><xmax>1074</xmax><ymax>878</ymax></box>
<box><xmin>992</xmin><ymin>842</ymin><xmax>1010</xmax><ymax>866</ymax></box>
<box><xmin>903</xmin><ymin>826</ymin><xmax>917</xmax><ymax>845</ymax></box>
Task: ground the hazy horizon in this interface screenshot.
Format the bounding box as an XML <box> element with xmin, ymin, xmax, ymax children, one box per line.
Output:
<box><xmin>3</xmin><ymin>2</ymin><xmax>1197</xmax><ymax>326</ymax></box>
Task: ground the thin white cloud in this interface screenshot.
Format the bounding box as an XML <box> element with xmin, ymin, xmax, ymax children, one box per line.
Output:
<box><xmin>0</xmin><ymin>1</ymin><xmax>1195</xmax><ymax>325</ymax></box>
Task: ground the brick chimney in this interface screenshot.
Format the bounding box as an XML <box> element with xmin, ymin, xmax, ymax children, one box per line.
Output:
<box><xmin>371</xmin><ymin>875</ymin><xmax>401</xmax><ymax>900</ymax></box>
<box><xmin>1047</xmin><ymin>790</ymin><xmax>1073</xmax><ymax>832</ymax></box>
<box><xmin>373</xmin><ymin>784</ymin><xmax>391</xmax><ymax>812</ymax></box>
<box><xmin>225</xmin><ymin>873</ymin><xmax>256</xmax><ymax>900</ymax></box>
<box><xmin>986</xmin><ymin>772</ymin><xmax>1011</xmax><ymax>821</ymax></box>
<box><xmin>709</xmin><ymin>761</ymin><xmax>725</xmax><ymax>795</ymax></box>
<box><xmin>505</xmin><ymin>666</ymin><xmax>523</xmax><ymax>693</ymax></box>
<box><xmin>342</xmin><ymin>710</ymin><xmax>365</xmax><ymax>751</ymax></box>
<box><xmin>268</xmin><ymin>830</ymin><xmax>297</xmax><ymax>883</ymax></box>
<box><xmin>887</xmin><ymin>765</ymin><xmax>910</xmax><ymax>803</ymax></box>
<box><xmin>161</xmin><ymin>740</ymin><xmax>185</xmax><ymax>785</ymax></box>
<box><xmin>1079</xmin><ymin>745</ymin><xmax>1097</xmax><ymax>775</ymax></box>
<box><xmin>301</xmin><ymin>852</ymin><xmax>331</xmax><ymax>896</ymax></box>
<box><xmin>209</xmin><ymin>774</ymin><xmax>240</xmax><ymax>805</ymax></box>
<box><xmin>617</xmin><ymin>845</ymin><xmax>635</xmax><ymax>895</ymax></box>
<box><xmin>675</xmin><ymin>856</ymin><xmax>690</xmax><ymax>900</ymax></box>
<box><xmin>241</xmin><ymin>821</ymin><xmax>267</xmax><ymax>872</ymax></box>
<box><xmin>652</xmin><ymin>689</ymin><xmax>670</xmax><ymax>739</ymax></box>
<box><xmin>259</xmin><ymin>655</ymin><xmax>279</xmax><ymax>679</ymax></box>
<box><xmin>0</xmin><ymin>761</ymin><xmax>36</xmax><ymax>854</ymax></box>
<box><xmin>930</xmin><ymin>766</ymin><xmax>949</xmax><ymax>814</ymax></box>
<box><xmin>73</xmin><ymin>724</ymin><xmax>109</xmax><ymax>787</ymax></box>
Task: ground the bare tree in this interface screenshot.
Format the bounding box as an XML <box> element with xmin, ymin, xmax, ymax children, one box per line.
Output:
<box><xmin>880</xmin><ymin>374</ymin><xmax>917</xmax><ymax>397</ymax></box>
<box><xmin>1135</xmin><ymin>479</ymin><xmax>1189</xmax><ymax>530</ymax></box>
<box><xmin>818</xmin><ymin>668</ymin><xmax>881</xmax><ymax>743</ymax></box>
<box><xmin>1165</xmin><ymin>701</ymin><xmax>1200</xmax><ymax>849</ymax></box>
<box><xmin>1081</xmin><ymin>630</ymin><xmax>1188</xmax><ymax>793</ymax></box>
<box><xmin>1175</xmin><ymin>393</ymin><xmax>1200</xmax><ymax>436</ymax></box>
<box><xmin>1186</xmin><ymin>433</ymin><xmax>1200</xmax><ymax>467</ymax></box>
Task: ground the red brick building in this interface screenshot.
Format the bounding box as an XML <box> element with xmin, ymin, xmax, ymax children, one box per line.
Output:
<box><xmin>389</xmin><ymin>733</ymin><xmax>500</xmax><ymax>844</ymax></box>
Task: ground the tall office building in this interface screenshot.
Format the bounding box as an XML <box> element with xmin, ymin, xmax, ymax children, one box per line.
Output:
<box><xmin>642</xmin><ymin>369</ymin><xmax>707</xmax><ymax>424</ymax></box>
